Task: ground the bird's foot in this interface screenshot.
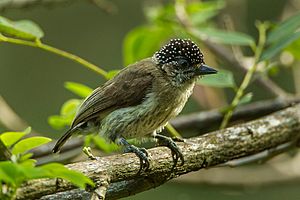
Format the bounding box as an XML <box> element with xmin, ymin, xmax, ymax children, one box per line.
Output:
<box><xmin>124</xmin><ymin>145</ymin><xmax>150</xmax><ymax>173</ymax></box>
<box><xmin>155</xmin><ymin>134</ymin><xmax>184</xmax><ymax>167</ymax></box>
<box><xmin>117</xmin><ymin>137</ymin><xmax>150</xmax><ymax>173</ymax></box>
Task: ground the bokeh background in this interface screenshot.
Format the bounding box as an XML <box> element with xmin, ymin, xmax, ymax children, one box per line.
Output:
<box><xmin>1</xmin><ymin>0</ymin><xmax>300</xmax><ymax>199</ymax></box>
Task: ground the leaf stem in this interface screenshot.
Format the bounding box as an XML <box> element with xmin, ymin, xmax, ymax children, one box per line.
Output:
<box><xmin>0</xmin><ymin>35</ymin><xmax>109</xmax><ymax>79</ymax></box>
<box><xmin>166</xmin><ymin>124</ymin><xmax>182</xmax><ymax>138</ymax></box>
<box><xmin>220</xmin><ymin>22</ymin><xmax>268</xmax><ymax>129</ymax></box>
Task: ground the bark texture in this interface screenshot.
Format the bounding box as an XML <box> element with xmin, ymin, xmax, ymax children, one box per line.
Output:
<box><xmin>15</xmin><ymin>104</ymin><xmax>300</xmax><ymax>200</ymax></box>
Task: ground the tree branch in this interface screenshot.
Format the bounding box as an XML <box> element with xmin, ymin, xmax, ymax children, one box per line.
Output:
<box><xmin>16</xmin><ymin>104</ymin><xmax>300</xmax><ymax>199</ymax></box>
<box><xmin>172</xmin><ymin>97</ymin><xmax>300</xmax><ymax>132</ymax></box>
<box><xmin>30</xmin><ymin>97</ymin><xmax>300</xmax><ymax>165</ymax></box>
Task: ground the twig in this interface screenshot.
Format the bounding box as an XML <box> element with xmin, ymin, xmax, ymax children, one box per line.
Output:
<box><xmin>0</xmin><ymin>35</ymin><xmax>109</xmax><ymax>78</ymax></box>
<box><xmin>0</xmin><ymin>139</ymin><xmax>11</xmax><ymax>161</ymax></box>
<box><xmin>174</xmin><ymin>0</ymin><xmax>288</xmax><ymax>98</ymax></box>
<box><xmin>0</xmin><ymin>95</ymin><xmax>29</xmax><ymax>131</ymax></box>
<box><xmin>171</xmin><ymin>97</ymin><xmax>300</xmax><ymax>132</ymax></box>
<box><xmin>203</xmin><ymin>41</ymin><xmax>288</xmax><ymax>97</ymax></box>
<box><xmin>220</xmin><ymin>22</ymin><xmax>268</xmax><ymax>128</ymax></box>
<box><xmin>16</xmin><ymin>104</ymin><xmax>300</xmax><ymax>199</ymax></box>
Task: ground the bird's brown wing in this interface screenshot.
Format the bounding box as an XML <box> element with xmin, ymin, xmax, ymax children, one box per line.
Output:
<box><xmin>71</xmin><ymin>59</ymin><xmax>156</xmax><ymax>128</ymax></box>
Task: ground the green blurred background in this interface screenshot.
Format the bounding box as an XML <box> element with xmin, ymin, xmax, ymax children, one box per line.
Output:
<box><xmin>0</xmin><ymin>0</ymin><xmax>300</xmax><ymax>199</ymax></box>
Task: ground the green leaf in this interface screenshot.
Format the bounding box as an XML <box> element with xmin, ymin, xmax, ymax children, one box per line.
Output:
<box><xmin>48</xmin><ymin>99</ymin><xmax>81</xmax><ymax>129</ymax></box>
<box><xmin>285</xmin><ymin>38</ymin><xmax>300</xmax><ymax>60</ymax></box>
<box><xmin>20</xmin><ymin>166</ymin><xmax>52</xmax><ymax>179</ymax></box>
<box><xmin>190</xmin><ymin>10</ymin><xmax>218</xmax><ymax>25</ymax></box>
<box><xmin>19</xmin><ymin>159</ymin><xmax>36</xmax><ymax>168</ymax></box>
<box><xmin>267</xmin><ymin>12</ymin><xmax>300</xmax><ymax>43</ymax></box>
<box><xmin>41</xmin><ymin>163</ymin><xmax>94</xmax><ymax>188</ymax></box>
<box><xmin>0</xmin><ymin>127</ymin><xmax>31</xmax><ymax>147</ymax></box>
<box><xmin>19</xmin><ymin>153</ymin><xmax>34</xmax><ymax>163</ymax></box>
<box><xmin>0</xmin><ymin>162</ymin><xmax>93</xmax><ymax>190</ymax></box>
<box><xmin>193</xmin><ymin>28</ymin><xmax>255</xmax><ymax>46</ymax></box>
<box><xmin>60</xmin><ymin>99</ymin><xmax>82</xmax><ymax>116</ymax></box>
<box><xmin>48</xmin><ymin>115</ymin><xmax>72</xmax><ymax>129</ymax></box>
<box><xmin>64</xmin><ymin>82</ymin><xmax>93</xmax><ymax>98</ymax></box>
<box><xmin>0</xmin><ymin>131</ymin><xmax>26</xmax><ymax>147</ymax></box>
<box><xmin>107</xmin><ymin>70</ymin><xmax>120</xmax><ymax>79</ymax></box>
<box><xmin>0</xmin><ymin>161</ymin><xmax>19</xmax><ymax>185</ymax></box>
<box><xmin>187</xmin><ymin>0</ymin><xmax>225</xmax><ymax>13</ymax></box>
<box><xmin>145</xmin><ymin>4</ymin><xmax>175</xmax><ymax>23</ymax></box>
<box><xmin>187</xmin><ymin>0</ymin><xmax>225</xmax><ymax>25</ymax></box>
<box><xmin>12</xmin><ymin>137</ymin><xmax>51</xmax><ymax>155</ymax></box>
<box><xmin>238</xmin><ymin>92</ymin><xmax>253</xmax><ymax>105</ymax></box>
<box><xmin>0</xmin><ymin>16</ymin><xmax>44</xmax><ymax>40</ymax></box>
<box><xmin>197</xmin><ymin>69</ymin><xmax>236</xmax><ymax>88</ymax></box>
<box><xmin>123</xmin><ymin>26</ymin><xmax>172</xmax><ymax>65</ymax></box>
<box><xmin>260</xmin><ymin>31</ymin><xmax>300</xmax><ymax>61</ymax></box>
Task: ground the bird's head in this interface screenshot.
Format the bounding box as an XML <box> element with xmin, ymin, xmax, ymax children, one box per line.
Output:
<box><xmin>153</xmin><ymin>39</ymin><xmax>217</xmax><ymax>86</ymax></box>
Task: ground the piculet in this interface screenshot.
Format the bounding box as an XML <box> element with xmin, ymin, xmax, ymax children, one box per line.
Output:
<box><xmin>53</xmin><ymin>38</ymin><xmax>217</xmax><ymax>172</ymax></box>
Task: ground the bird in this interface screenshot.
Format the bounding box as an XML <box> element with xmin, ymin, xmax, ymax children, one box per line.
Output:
<box><xmin>53</xmin><ymin>38</ymin><xmax>217</xmax><ymax>172</ymax></box>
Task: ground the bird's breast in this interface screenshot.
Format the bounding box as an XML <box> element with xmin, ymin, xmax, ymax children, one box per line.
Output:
<box><xmin>100</xmin><ymin>81</ymin><xmax>195</xmax><ymax>139</ymax></box>
<box><xmin>138</xmin><ymin>81</ymin><xmax>195</xmax><ymax>135</ymax></box>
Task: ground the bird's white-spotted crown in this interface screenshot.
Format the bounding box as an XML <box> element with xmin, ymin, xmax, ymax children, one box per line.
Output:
<box><xmin>154</xmin><ymin>39</ymin><xmax>204</xmax><ymax>65</ymax></box>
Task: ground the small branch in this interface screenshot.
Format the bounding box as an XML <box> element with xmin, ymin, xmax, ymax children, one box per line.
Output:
<box><xmin>171</xmin><ymin>97</ymin><xmax>300</xmax><ymax>132</ymax></box>
<box><xmin>0</xmin><ymin>138</ymin><xmax>11</xmax><ymax>161</ymax></box>
<box><xmin>174</xmin><ymin>1</ymin><xmax>288</xmax><ymax>127</ymax></box>
<box><xmin>16</xmin><ymin>104</ymin><xmax>300</xmax><ymax>199</ymax></box>
<box><xmin>220</xmin><ymin>22</ymin><xmax>268</xmax><ymax>128</ymax></box>
<box><xmin>203</xmin><ymin>41</ymin><xmax>288</xmax><ymax>98</ymax></box>
<box><xmin>165</xmin><ymin>123</ymin><xmax>182</xmax><ymax>138</ymax></box>
<box><xmin>174</xmin><ymin>0</ymin><xmax>288</xmax><ymax>98</ymax></box>
<box><xmin>0</xmin><ymin>35</ymin><xmax>109</xmax><ymax>79</ymax></box>
<box><xmin>0</xmin><ymin>95</ymin><xmax>28</xmax><ymax>131</ymax></box>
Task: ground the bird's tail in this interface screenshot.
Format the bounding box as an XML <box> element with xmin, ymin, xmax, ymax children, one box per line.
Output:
<box><xmin>52</xmin><ymin>122</ymin><xmax>84</xmax><ymax>153</ymax></box>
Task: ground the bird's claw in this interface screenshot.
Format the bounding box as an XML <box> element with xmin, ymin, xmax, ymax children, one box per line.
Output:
<box><xmin>155</xmin><ymin>134</ymin><xmax>184</xmax><ymax>167</ymax></box>
<box><xmin>124</xmin><ymin>145</ymin><xmax>150</xmax><ymax>173</ymax></box>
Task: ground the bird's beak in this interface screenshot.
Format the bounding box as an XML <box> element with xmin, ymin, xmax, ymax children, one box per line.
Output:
<box><xmin>196</xmin><ymin>64</ymin><xmax>218</xmax><ymax>75</ymax></box>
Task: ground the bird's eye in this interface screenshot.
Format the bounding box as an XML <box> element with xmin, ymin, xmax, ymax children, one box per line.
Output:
<box><xmin>177</xmin><ymin>59</ymin><xmax>189</xmax><ymax>68</ymax></box>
